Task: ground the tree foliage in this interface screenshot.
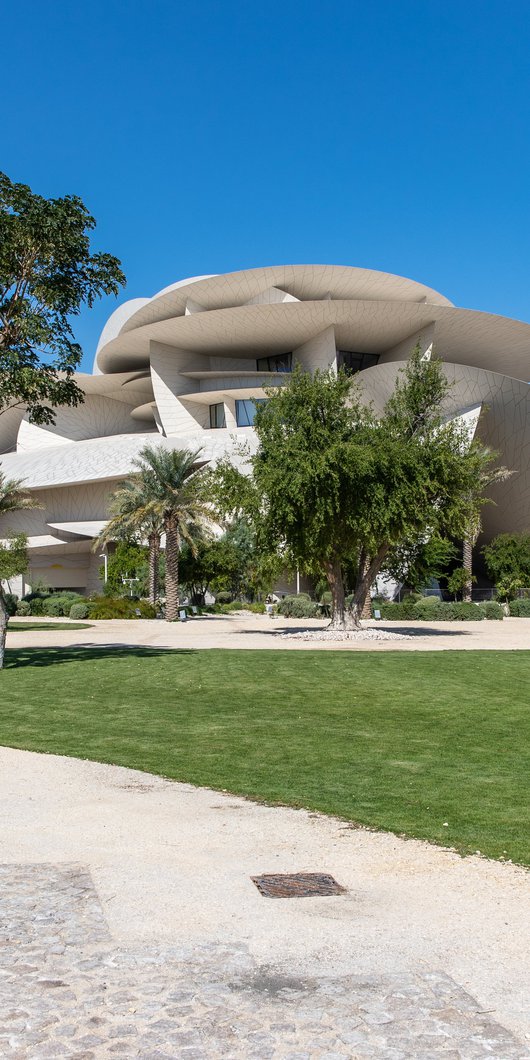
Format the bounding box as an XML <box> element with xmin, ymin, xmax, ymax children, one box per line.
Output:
<box><xmin>0</xmin><ymin>469</ymin><xmax>41</xmax><ymax>667</ymax></box>
<box><xmin>482</xmin><ymin>532</ymin><xmax>530</xmax><ymax>588</ymax></box>
<box><xmin>212</xmin><ymin>352</ymin><xmax>498</xmax><ymax>627</ymax></box>
<box><xmin>0</xmin><ymin>171</ymin><xmax>125</xmax><ymax>423</ymax></box>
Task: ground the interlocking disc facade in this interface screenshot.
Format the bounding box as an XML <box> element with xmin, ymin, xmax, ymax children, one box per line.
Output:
<box><xmin>1</xmin><ymin>265</ymin><xmax>529</xmax><ymax>594</ymax></box>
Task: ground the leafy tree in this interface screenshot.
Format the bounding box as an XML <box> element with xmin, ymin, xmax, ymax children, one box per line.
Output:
<box><xmin>213</xmin><ymin>353</ymin><xmax>497</xmax><ymax>628</ymax></box>
<box><xmin>0</xmin><ymin>471</ymin><xmax>40</xmax><ymax>667</ymax></box>
<box><xmin>483</xmin><ymin>532</ymin><xmax>530</xmax><ymax>591</ymax></box>
<box><xmin>447</xmin><ymin>566</ymin><xmax>476</xmax><ymax>601</ymax></box>
<box><xmin>382</xmin><ymin>533</ymin><xmax>457</xmax><ymax>595</ymax></box>
<box><xmin>101</xmin><ymin>541</ymin><xmax>150</xmax><ymax>599</ymax></box>
<box><xmin>131</xmin><ymin>446</ymin><xmax>213</xmax><ymax>621</ymax></box>
<box><xmin>179</xmin><ymin>518</ymin><xmax>281</xmax><ymax>603</ymax></box>
<box><xmin>0</xmin><ymin>171</ymin><xmax>125</xmax><ymax>424</ymax></box>
<box><xmin>95</xmin><ymin>479</ymin><xmax>164</xmax><ymax>604</ymax></box>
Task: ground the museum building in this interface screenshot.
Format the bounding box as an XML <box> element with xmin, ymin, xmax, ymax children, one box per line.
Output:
<box><xmin>1</xmin><ymin>265</ymin><xmax>529</xmax><ymax>595</ymax></box>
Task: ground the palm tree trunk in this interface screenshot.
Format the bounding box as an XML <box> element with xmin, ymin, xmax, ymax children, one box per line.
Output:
<box><xmin>164</xmin><ymin>519</ymin><xmax>180</xmax><ymax>621</ymax></box>
<box><xmin>148</xmin><ymin>532</ymin><xmax>160</xmax><ymax>605</ymax></box>
<box><xmin>463</xmin><ymin>531</ymin><xmax>475</xmax><ymax>603</ymax></box>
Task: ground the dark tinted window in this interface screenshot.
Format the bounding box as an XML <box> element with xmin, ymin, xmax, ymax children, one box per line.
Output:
<box><xmin>256</xmin><ymin>353</ymin><xmax>292</xmax><ymax>373</ymax></box>
<box><xmin>209</xmin><ymin>402</ymin><xmax>226</xmax><ymax>429</ymax></box>
<box><xmin>337</xmin><ymin>351</ymin><xmax>380</xmax><ymax>375</ymax></box>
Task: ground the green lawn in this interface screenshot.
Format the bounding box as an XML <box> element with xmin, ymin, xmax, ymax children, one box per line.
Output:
<box><xmin>7</xmin><ymin>622</ymin><xmax>93</xmax><ymax>632</ymax></box>
<box><xmin>1</xmin><ymin>647</ymin><xmax>528</xmax><ymax>865</ymax></box>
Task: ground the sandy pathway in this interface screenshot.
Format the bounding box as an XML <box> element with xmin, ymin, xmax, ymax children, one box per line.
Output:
<box><xmin>0</xmin><ymin>747</ymin><xmax>528</xmax><ymax>1042</ymax></box>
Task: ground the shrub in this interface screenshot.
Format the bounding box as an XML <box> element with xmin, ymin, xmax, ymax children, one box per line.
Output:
<box><xmin>69</xmin><ymin>602</ymin><xmax>89</xmax><ymax>620</ymax></box>
<box><xmin>277</xmin><ymin>595</ymin><xmax>319</xmax><ymax>618</ymax></box>
<box><xmin>375</xmin><ymin>599</ymin><xmax>418</xmax><ymax>620</ymax></box>
<box><xmin>42</xmin><ymin>597</ymin><xmax>64</xmax><ymax>617</ymax></box>
<box><xmin>478</xmin><ymin>600</ymin><xmax>504</xmax><ymax>620</ymax></box>
<box><xmin>215</xmin><ymin>591</ymin><xmax>233</xmax><ymax>604</ymax></box>
<box><xmin>88</xmin><ymin>597</ymin><xmax>156</xmax><ymax>620</ymax></box>
<box><xmin>509</xmin><ymin>598</ymin><xmax>530</xmax><ymax>617</ymax></box>
<box><xmin>27</xmin><ymin>597</ymin><xmax>45</xmax><ymax>615</ymax></box>
<box><xmin>16</xmin><ymin>600</ymin><xmax>31</xmax><ymax>616</ymax></box>
<box><xmin>375</xmin><ymin>600</ymin><xmax>503</xmax><ymax>621</ymax></box>
<box><xmin>2</xmin><ymin>593</ymin><xmax>18</xmax><ymax>616</ymax></box>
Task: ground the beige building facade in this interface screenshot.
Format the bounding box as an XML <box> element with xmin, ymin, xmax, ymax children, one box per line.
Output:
<box><xmin>1</xmin><ymin>265</ymin><xmax>529</xmax><ymax>594</ymax></box>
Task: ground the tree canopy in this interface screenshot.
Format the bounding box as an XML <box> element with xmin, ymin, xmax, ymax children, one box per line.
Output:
<box><xmin>0</xmin><ymin>171</ymin><xmax>125</xmax><ymax>424</ymax></box>
<box><xmin>483</xmin><ymin>532</ymin><xmax>530</xmax><ymax>595</ymax></box>
<box><xmin>212</xmin><ymin>351</ymin><xmax>497</xmax><ymax>627</ymax></box>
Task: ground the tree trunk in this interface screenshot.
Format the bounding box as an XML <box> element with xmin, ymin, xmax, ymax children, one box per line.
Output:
<box><xmin>164</xmin><ymin>519</ymin><xmax>180</xmax><ymax>622</ymax></box>
<box><xmin>0</xmin><ymin>592</ymin><xmax>8</xmax><ymax>670</ymax></box>
<box><xmin>325</xmin><ymin>558</ymin><xmax>360</xmax><ymax>629</ymax></box>
<box><xmin>462</xmin><ymin>531</ymin><xmax>474</xmax><ymax>603</ymax></box>
<box><xmin>349</xmin><ymin>545</ymin><xmax>389</xmax><ymax>626</ymax></box>
<box><xmin>148</xmin><ymin>532</ymin><xmax>160</xmax><ymax>605</ymax></box>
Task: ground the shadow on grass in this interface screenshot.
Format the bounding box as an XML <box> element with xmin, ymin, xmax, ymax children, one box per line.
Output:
<box><xmin>4</xmin><ymin>645</ymin><xmax>196</xmax><ymax>668</ymax></box>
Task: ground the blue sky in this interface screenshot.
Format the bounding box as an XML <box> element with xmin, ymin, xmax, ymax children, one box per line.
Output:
<box><xmin>4</xmin><ymin>0</ymin><xmax>530</xmax><ymax>371</ymax></box>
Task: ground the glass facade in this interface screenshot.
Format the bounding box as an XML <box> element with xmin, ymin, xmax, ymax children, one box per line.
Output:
<box><xmin>235</xmin><ymin>398</ymin><xmax>266</xmax><ymax>427</ymax></box>
<box><xmin>256</xmin><ymin>352</ymin><xmax>292</xmax><ymax>373</ymax></box>
<box><xmin>337</xmin><ymin>350</ymin><xmax>380</xmax><ymax>375</ymax></box>
<box><xmin>209</xmin><ymin>402</ymin><xmax>226</xmax><ymax>429</ymax></box>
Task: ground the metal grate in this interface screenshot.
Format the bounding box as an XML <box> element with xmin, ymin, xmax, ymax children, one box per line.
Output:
<box><xmin>251</xmin><ymin>872</ymin><xmax>346</xmax><ymax>898</ymax></box>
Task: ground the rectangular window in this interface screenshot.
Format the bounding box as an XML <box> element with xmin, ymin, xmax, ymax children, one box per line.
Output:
<box><xmin>256</xmin><ymin>353</ymin><xmax>292</xmax><ymax>373</ymax></box>
<box><xmin>336</xmin><ymin>351</ymin><xmax>380</xmax><ymax>375</ymax></box>
<box><xmin>235</xmin><ymin>398</ymin><xmax>266</xmax><ymax>427</ymax></box>
<box><xmin>209</xmin><ymin>402</ymin><xmax>226</xmax><ymax>429</ymax></box>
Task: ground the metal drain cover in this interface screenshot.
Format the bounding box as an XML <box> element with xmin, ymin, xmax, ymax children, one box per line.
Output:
<box><xmin>251</xmin><ymin>872</ymin><xmax>346</xmax><ymax>898</ymax></box>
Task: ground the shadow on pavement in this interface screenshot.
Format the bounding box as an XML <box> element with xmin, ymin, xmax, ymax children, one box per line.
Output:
<box><xmin>236</xmin><ymin>624</ymin><xmax>469</xmax><ymax>638</ymax></box>
<box><xmin>4</xmin><ymin>645</ymin><xmax>196</xmax><ymax>668</ymax></box>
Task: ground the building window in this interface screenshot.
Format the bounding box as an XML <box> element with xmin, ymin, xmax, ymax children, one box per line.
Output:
<box><xmin>235</xmin><ymin>399</ymin><xmax>266</xmax><ymax>427</ymax></box>
<box><xmin>337</xmin><ymin>351</ymin><xmax>380</xmax><ymax>375</ymax></box>
<box><xmin>209</xmin><ymin>402</ymin><xmax>226</xmax><ymax>429</ymax></box>
<box><xmin>256</xmin><ymin>353</ymin><xmax>292</xmax><ymax>373</ymax></box>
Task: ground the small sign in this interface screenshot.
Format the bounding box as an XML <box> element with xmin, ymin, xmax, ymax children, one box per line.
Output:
<box><xmin>374</xmin><ymin>608</ymin><xmax>381</xmax><ymax>620</ymax></box>
<box><xmin>179</xmin><ymin>609</ymin><xmax>187</xmax><ymax>622</ymax></box>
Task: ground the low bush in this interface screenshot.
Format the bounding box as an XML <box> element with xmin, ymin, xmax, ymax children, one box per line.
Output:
<box><xmin>88</xmin><ymin>597</ymin><xmax>157</xmax><ymax>620</ymax></box>
<box><xmin>509</xmin><ymin>598</ymin><xmax>530</xmax><ymax>617</ymax></box>
<box><xmin>478</xmin><ymin>600</ymin><xmax>504</xmax><ymax>620</ymax></box>
<box><xmin>15</xmin><ymin>600</ymin><xmax>31</xmax><ymax>616</ymax></box>
<box><xmin>2</xmin><ymin>593</ymin><xmax>18</xmax><ymax>616</ymax></box>
<box><xmin>42</xmin><ymin>597</ymin><xmax>64</xmax><ymax>617</ymax></box>
<box><xmin>277</xmin><ymin>595</ymin><xmax>319</xmax><ymax>618</ymax></box>
<box><xmin>214</xmin><ymin>591</ymin><xmax>233</xmax><ymax>604</ymax></box>
<box><xmin>375</xmin><ymin>598</ymin><xmax>418</xmax><ymax>620</ymax></box>
<box><xmin>375</xmin><ymin>600</ymin><xmax>503</xmax><ymax>621</ymax></box>
<box><xmin>69</xmin><ymin>602</ymin><xmax>90</xmax><ymax>620</ymax></box>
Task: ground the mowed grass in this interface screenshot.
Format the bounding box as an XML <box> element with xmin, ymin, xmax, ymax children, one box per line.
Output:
<box><xmin>1</xmin><ymin>647</ymin><xmax>529</xmax><ymax>865</ymax></box>
<box><xmin>7</xmin><ymin>622</ymin><xmax>93</xmax><ymax>632</ymax></box>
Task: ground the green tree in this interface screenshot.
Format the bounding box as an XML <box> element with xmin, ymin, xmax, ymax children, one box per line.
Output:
<box><xmin>383</xmin><ymin>533</ymin><xmax>457</xmax><ymax>595</ymax></box>
<box><xmin>95</xmin><ymin>479</ymin><xmax>164</xmax><ymax>604</ymax></box>
<box><xmin>213</xmin><ymin>354</ymin><xmax>496</xmax><ymax>628</ymax></box>
<box><xmin>483</xmin><ymin>533</ymin><xmax>530</xmax><ymax>592</ymax></box>
<box><xmin>0</xmin><ymin>171</ymin><xmax>125</xmax><ymax>424</ymax></box>
<box><xmin>0</xmin><ymin>471</ymin><xmax>40</xmax><ymax>667</ymax></box>
<box><xmin>131</xmin><ymin>446</ymin><xmax>213</xmax><ymax>621</ymax></box>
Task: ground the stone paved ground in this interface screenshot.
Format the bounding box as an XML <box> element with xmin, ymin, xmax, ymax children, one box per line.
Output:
<box><xmin>0</xmin><ymin>865</ymin><xmax>527</xmax><ymax>1059</ymax></box>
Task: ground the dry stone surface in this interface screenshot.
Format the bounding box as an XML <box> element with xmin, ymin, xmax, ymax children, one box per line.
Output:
<box><xmin>0</xmin><ymin>864</ymin><xmax>527</xmax><ymax>1059</ymax></box>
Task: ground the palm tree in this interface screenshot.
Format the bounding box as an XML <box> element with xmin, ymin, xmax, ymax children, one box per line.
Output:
<box><xmin>129</xmin><ymin>445</ymin><xmax>213</xmax><ymax>621</ymax></box>
<box><xmin>0</xmin><ymin>469</ymin><xmax>40</xmax><ymax>668</ymax></box>
<box><xmin>95</xmin><ymin>479</ymin><xmax>164</xmax><ymax>605</ymax></box>
<box><xmin>462</xmin><ymin>462</ymin><xmax>512</xmax><ymax>602</ymax></box>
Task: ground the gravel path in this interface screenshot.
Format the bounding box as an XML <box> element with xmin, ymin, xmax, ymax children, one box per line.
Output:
<box><xmin>0</xmin><ymin>748</ymin><xmax>528</xmax><ymax>1058</ymax></box>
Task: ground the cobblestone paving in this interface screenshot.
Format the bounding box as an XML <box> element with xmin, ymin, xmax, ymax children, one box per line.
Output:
<box><xmin>0</xmin><ymin>865</ymin><xmax>527</xmax><ymax>1059</ymax></box>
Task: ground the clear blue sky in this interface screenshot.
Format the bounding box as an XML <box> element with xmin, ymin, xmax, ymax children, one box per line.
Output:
<box><xmin>3</xmin><ymin>0</ymin><xmax>530</xmax><ymax>372</ymax></box>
